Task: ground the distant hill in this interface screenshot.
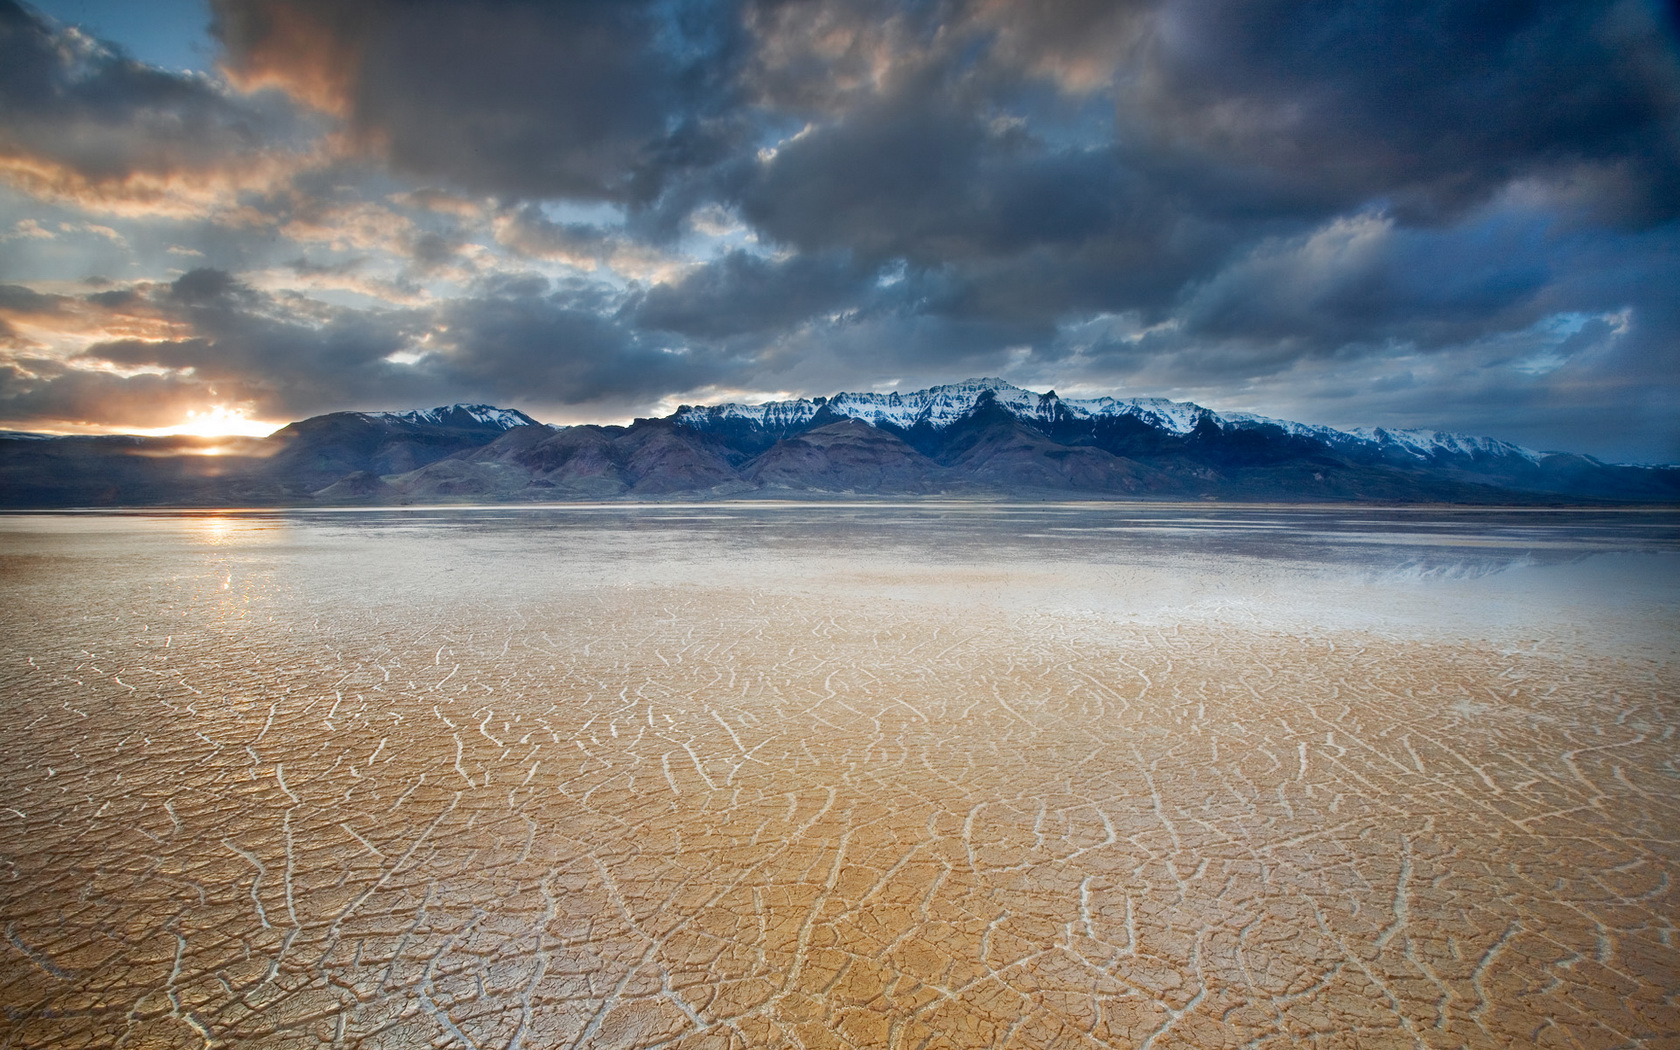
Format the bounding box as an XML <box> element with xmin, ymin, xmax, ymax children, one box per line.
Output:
<box><xmin>2</xmin><ymin>386</ymin><xmax>1675</xmax><ymax>507</ymax></box>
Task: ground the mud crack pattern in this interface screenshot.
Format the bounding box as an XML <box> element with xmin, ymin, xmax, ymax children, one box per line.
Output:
<box><xmin>1</xmin><ymin>508</ymin><xmax>1676</xmax><ymax>1048</ymax></box>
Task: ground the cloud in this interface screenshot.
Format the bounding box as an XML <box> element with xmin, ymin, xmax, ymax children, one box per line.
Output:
<box><xmin>0</xmin><ymin>356</ymin><xmax>226</xmax><ymax>428</ymax></box>
<box><xmin>491</xmin><ymin>204</ymin><xmax>690</xmax><ymax>281</ymax></box>
<box><xmin>628</xmin><ymin>249</ymin><xmax>876</xmax><ymax>339</ymax></box>
<box><xmin>168</xmin><ymin>266</ymin><xmax>254</xmax><ymax>305</ymax></box>
<box><xmin>492</xmin><ymin>208</ymin><xmax>616</xmax><ymax>270</ymax></box>
<box><xmin>731</xmin><ymin>1</ymin><xmax>1678</xmax><ymax>311</ymax></box>
<box><xmin>0</xmin><ymin>281</ymin><xmax>69</xmax><ymax>317</ymax></box>
<box><xmin>434</xmin><ymin>289</ymin><xmax>720</xmax><ymax>405</ymax></box>
<box><xmin>0</xmin><ymin>0</ymin><xmax>1675</xmax><ymax>460</ymax></box>
<box><xmin>1126</xmin><ymin>0</ymin><xmax>1680</xmax><ymax>224</ymax></box>
<box><xmin>14</xmin><ymin>270</ymin><xmax>427</xmax><ymax>424</ymax></box>
<box><xmin>4</xmin><ymin>218</ymin><xmax>54</xmax><ymax>239</ymax></box>
<box><xmin>3</xmin><ymin>265</ymin><xmax>734</xmax><ymax>430</ymax></box>
<box><xmin>210</xmin><ymin>0</ymin><xmax>749</xmax><ymax>203</ymax></box>
<box><xmin>0</xmin><ymin>0</ymin><xmax>318</xmax><ymax>214</ymax></box>
<box><xmin>1173</xmin><ymin>310</ymin><xmax>1673</xmax><ymax>463</ymax></box>
<box><xmin>739</xmin><ymin>0</ymin><xmax>1150</xmax><ymax>114</ymax></box>
<box><xmin>1175</xmin><ymin>210</ymin><xmax>1553</xmax><ymax>351</ymax></box>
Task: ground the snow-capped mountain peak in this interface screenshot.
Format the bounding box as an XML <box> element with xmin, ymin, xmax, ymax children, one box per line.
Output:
<box><xmin>1344</xmin><ymin>427</ymin><xmax>1545</xmax><ymax>465</ymax></box>
<box><xmin>671</xmin><ymin>379</ymin><xmax>1570</xmax><ymax>470</ymax></box>
<box><xmin>362</xmin><ymin>404</ymin><xmax>538</xmax><ymax>430</ymax></box>
<box><xmin>674</xmin><ymin>378</ymin><xmax>1218</xmax><ymax>435</ymax></box>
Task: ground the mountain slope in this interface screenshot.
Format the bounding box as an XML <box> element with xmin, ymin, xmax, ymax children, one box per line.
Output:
<box><xmin>2</xmin><ymin>385</ymin><xmax>1674</xmax><ymax>506</ymax></box>
<box><xmin>743</xmin><ymin>419</ymin><xmax>951</xmax><ymax>494</ymax></box>
<box><xmin>262</xmin><ymin>403</ymin><xmax>538</xmax><ymax>494</ymax></box>
<box><xmin>672</xmin><ymin>380</ymin><xmax>1679</xmax><ymax>504</ymax></box>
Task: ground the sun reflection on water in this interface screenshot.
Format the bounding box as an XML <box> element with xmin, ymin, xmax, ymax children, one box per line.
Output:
<box><xmin>191</xmin><ymin>516</ymin><xmax>236</xmax><ymax>545</ymax></box>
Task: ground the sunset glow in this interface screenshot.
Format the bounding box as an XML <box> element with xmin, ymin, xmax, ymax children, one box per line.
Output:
<box><xmin>146</xmin><ymin>405</ymin><xmax>283</xmax><ymax>439</ymax></box>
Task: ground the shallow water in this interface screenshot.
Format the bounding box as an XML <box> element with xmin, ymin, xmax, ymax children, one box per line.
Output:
<box><xmin>1</xmin><ymin>504</ymin><xmax>1676</xmax><ymax>1049</ymax></box>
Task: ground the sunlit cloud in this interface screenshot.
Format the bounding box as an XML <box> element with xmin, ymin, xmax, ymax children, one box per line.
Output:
<box><xmin>0</xmin><ymin>9</ymin><xmax>329</xmax><ymax>216</ymax></box>
<box><xmin>5</xmin><ymin>219</ymin><xmax>56</xmax><ymax>240</ymax></box>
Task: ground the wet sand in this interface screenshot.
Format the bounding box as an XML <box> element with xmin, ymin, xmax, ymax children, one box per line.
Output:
<box><xmin>1</xmin><ymin>506</ymin><xmax>1676</xmax><ymax>1048</ymax></box>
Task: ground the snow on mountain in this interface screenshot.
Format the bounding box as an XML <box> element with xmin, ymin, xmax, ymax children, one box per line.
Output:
<box><xmin>342</xmin><ymin>391</ymin><xmax>1551</xmax><ymax>469</ymax></box>
<box><xmin>1217</xmin><ymin>412</ymin><xmax>1348</xmax><ymax>443</ymax></box>
<box><xmin>1343</xmin><ymin>427</ymin><xmax>1546</xmax><ymax>465</ymax></box>
<box><xmin>1219</xmin><ymin>413</ymin><xmax>1548</xmax><ymax>463</ymax></box>
<box><xmin>685</xmin><ymin>398</ymin><xmax>823</xmax><ymax>430</ymax></box>
<box><xmin>362</xmin><ymin>404</ymin><xmax>538</xmax><ymax>430</ymax></box>
<box><xmin>676</xmin><ymin>379</ymin><xmax>1219</xmax><ymax>434</ymax></box>
<box><xmin>675</xmin><ymin>379</ymin><xmax>1554</xmax><ymax>466</ymax></box>
<box><xmin>1068</xmin><ymin>394</ymin><xmax>1214</xmax><ymax>434</ymax></box>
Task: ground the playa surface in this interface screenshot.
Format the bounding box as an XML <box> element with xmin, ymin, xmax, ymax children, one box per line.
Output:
<box><xmin>1</xmin><ymin>505</ymin><xmax>1676</xmax><ymax>1048</ymax></box>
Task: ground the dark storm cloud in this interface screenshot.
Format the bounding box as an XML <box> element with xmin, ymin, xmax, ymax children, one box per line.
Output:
<box><xmin>733</xmin><ymin>0</ymin><xmax>1679</xmax><ymax>231</ymax></box>
<box><xmin>623</xmin><ymin>247</ymin><xmax>1062</xmax><ymax>384</ymax></box>
<box><xmin>1174</xmin><ymin>211</ymin><xmax>1555</xmax><ymax>351</ymax></box>
<box><xmin>628</xmin><ymin>250</ymin><xmax>877</xmax><ymax>339</ymax></box>
<box><xmin>731</xmin><ymin>0</ymin><xmax>1677</xmax><ymax>312</ymax></box>
<box><xmin>728</xmin><ymin>106</ymin><xmax>1256</xmax><ymax>330</ymax></box>
<box><xmin>210</xmin><ymin>0</ymin><xmax>749</xmax><ymax>203</ymax></box>
<box><xmin>1129</xmin><ymin>0</ymin><xmax>1680</xmax><ymax>225</ymax></box>
<box><xmin>736</xmin><ymin>103</ymin><xmax>1111</xmax><ymax>261</ymax></box>
<box><xmin>168</xmin><ymin>266</ymin><xmax>254</xmax><ymax>305</ymax></box>
<box><xmin>437</xmin><ymin>291</ymin><xmax>720</xmax><ymax>404</ymax></box>
<box><xmin>0</xmin><ymin>0</ymin><xmax>305</xmax><ymax>209</ymax></box>
<box><xmin>756</xmin><ymin>307</ymin><xmax>1053</xmax><ymax>383</ymax></box>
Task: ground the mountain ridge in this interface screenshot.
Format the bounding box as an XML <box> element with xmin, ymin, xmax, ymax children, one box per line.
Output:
<box><xmin>676</xmin><ymin>379</ymin><xmax>1566</xmax><ymax>464</ymax></box>
<box><xmin>1</xmin><ymin>383</ymin><xmax>1674</xmax><ymax>507</ymax></box>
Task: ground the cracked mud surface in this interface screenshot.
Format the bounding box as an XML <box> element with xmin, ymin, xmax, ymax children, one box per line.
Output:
<box><xmin>1</xmin><ymin>506</ymin><xmax>1677</xmax><ymax>1049</ymax></box>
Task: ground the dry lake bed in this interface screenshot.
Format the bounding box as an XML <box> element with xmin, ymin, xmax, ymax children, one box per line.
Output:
<box><xmin>1</xmin><ymin>503</ymin><xmax>1676</xmax><ymax>1049</ymax></box>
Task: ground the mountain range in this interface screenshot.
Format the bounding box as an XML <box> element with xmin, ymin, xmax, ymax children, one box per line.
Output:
<box><xmin>2</xmin><ymin>380</ymin><xmax>1675</xmax><ymax>507</ymax></box>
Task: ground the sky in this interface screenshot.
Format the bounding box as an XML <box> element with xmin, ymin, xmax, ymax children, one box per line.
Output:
<box><xmin>0</xmin><ymin>0</ymin><xmax>1676</xmax><ymax>460</ymax></box>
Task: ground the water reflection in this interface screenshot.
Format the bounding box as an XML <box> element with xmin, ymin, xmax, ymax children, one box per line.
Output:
<box><xmin>7</xmin><ymin>503</ymin><xmax>1670</xmax><ymax>636</ymax></box>
<box><xmin>191</xmin><ymin>515</ymin><xmax>236</xmax><ymax>545</ymax></box>
<box><xmin>6</xmin><ymin>503</ymin><xmax>1675</xmax><ymax>583</ymax></box>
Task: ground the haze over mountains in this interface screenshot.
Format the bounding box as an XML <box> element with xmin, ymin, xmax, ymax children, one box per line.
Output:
<box><xmin>2</xmin><ymin>380</ymin><xmax>1675</xmax><ymax>507</ymax></box>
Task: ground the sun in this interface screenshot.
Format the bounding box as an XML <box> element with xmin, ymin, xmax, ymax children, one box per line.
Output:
<box><xmin>153</xmin><ymin>405</ymin><xmax>284</xmax><ymax>439</ymax></box>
